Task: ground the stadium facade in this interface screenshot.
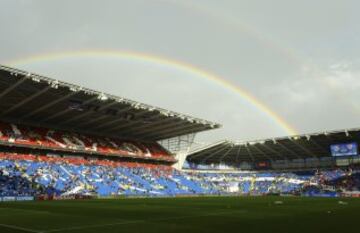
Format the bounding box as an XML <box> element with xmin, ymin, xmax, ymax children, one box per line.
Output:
<box><xmin>0</xmin><ymin>65</ymin><xmax>359</xmax><ymax>201</ymax></box>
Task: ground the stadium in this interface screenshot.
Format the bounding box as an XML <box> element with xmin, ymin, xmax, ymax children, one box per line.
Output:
<box><xmin>0</xmin><ymin>64</ymin><xmax>360</xmax><ymax>233</ymax></box>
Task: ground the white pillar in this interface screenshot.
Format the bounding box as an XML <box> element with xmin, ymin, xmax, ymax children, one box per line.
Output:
<box><xmin>173</xmin><ymin>152</ymin><xmax>188</xmax><ymax>170</ymax></box>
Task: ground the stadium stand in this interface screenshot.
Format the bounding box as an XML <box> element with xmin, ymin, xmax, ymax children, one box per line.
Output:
<box><xmin>1</xmin><ymin>64</ymin><xmax>360</xmax><ymax>201</ymax></box>
<box><xmin>1</xmin><ymin>150</ymin><xmax>359</xmax><ymax>198</ymax></box>
<box><xmin>0</xmin><ymin>121</ymin><xmax>174</xmax><ymax>161</ymax></box>
<box><xmin>184</xmin><ymin>128</ymin><xmax>360</xmax><ymax>197</ymax></box>
<box><xmin>0</xmin><ymin>65</ymin><xmax>221</xmax><ymax>200</ymax></box>
<box><xmin>0</xmin><ymin>152</ymin><xmax>218</xmax><ymax>198</ymax></box>
<box><xmin>186</xmin><ymin>129</ymin><xmax>360</xmax><ymax>167</ymax></box>
<box><xmin>0</xmin><ymin>65</ymin><xmax>220</xmax><ymax>142</ymax></box>
<box><xmin>184</xmin><ymin>167</ymin><xmax>360</xmax><ymax>197</ymax></box>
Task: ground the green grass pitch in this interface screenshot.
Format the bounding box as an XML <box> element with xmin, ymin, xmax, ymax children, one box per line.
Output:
<box><xmin>0</xmin><ymin>196</ymin><xmax>359</xmax><ymax>233</ymax></box>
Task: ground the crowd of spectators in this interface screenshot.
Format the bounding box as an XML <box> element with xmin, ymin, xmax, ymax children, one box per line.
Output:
<box><xmin>0</xmin><ymin>152</ymin><xmax>212</xmax><ymax>198</ymax></box>
<box><xmin>0</xmin><ymin>121</ymin><xmax>172</xmax><ymax>161</ymax></box>
<box><xmin>186</xmin><ymin>167</ymin><xmax>360</xmax><ymax>196</ymax></box>
<box><xmin>1</xmin><ymin>151</ymin><xmax>360</xmax><ymax>198</ymax></box>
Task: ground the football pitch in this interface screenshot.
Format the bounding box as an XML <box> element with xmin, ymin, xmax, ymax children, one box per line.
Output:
<box><xmin>0</xmin><ymin>196</ymin><xmax>359</xmax><ymax>233</ymax></box>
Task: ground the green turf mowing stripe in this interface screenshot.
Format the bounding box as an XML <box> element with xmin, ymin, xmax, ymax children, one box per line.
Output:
<box><xmin>0</xmin><ymin>223</ymin><xmax>43</xmax><ymax>233</ymax></box>
<box><xmin>44</xmin><ymin>220</ymin><xmax>143</xmax><ymax>233</ymax></box>
<box><xmin>43</xmin><ymin>210</ymin><xmax>246</xmax><ymax>233</ymax></box>
<box><xmin>1</xmin><ymin>197</ymin><xmax>360</xmax><ymax>233</ymax></box>
<box><xmin>0</xmin><ymin>207</ymin><xmax>50</xmax><ymax>214</ymax></box>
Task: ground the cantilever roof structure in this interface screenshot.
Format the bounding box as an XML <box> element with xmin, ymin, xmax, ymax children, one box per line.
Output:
<box><xmin>0</xmin><ymin>65</ymin><xmax>221</xmax><ymax>141</ymax></box>
<box><xmin>186</xmin><ymin>128</ymin><xmax>360</xmax><ymax>164</ymax></box>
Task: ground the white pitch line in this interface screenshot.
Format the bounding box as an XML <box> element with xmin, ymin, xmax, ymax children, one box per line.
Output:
<box><xmin>0</xmin><ymin>223</ymin><xmax>43</xmax><ymax>233</ymax></box>
<box><xmin>44</xmin><ymin>210</ymin><xmax>246</xmax><ymax>233</ymax></box>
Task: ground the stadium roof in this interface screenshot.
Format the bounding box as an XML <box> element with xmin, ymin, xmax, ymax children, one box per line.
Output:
<box><xmin>0</xmin><ymin>65</ymin><xmax>221</xmax><ymax>141</ymax></box>
<box><xmin>187</xmin><ymin>128</ymin><xmax>360</xmax><ymax>164</ymax></box>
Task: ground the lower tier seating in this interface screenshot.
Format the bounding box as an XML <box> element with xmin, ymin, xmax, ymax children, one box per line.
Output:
<box><xmin>1</xmin><ymin>153</ymin><xmax>359</xmax><ymax>198</ymax></box>
<box><xmin>0</xmin><ymin>153</ymin><xmax>216</xmax><ymax>197</ymax></box>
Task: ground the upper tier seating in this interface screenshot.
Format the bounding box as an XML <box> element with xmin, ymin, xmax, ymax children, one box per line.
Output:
<box><xmin>0</xmin><ymin>121</ymin><xmax>172</xmax><ymax>161</ymax></box>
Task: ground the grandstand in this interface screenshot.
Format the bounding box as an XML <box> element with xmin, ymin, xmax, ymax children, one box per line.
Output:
<box><xmin>186</xmin><ymin>129</ymin><xmax>360</xmax><ymax>170</ymax></box>
<box><xmin>0</xmin><ymin>64</ymin><xmax>360</xmax><ymax>200</ymax></box>
<box><xmin>1</xmin><ymin>65</ymin><xmax>360</xmax><ymax>232</ymax></box>
<box><xmin>183</xmin><ymin>129</ymin><xmax>360</xmax><ymax>197</ymax></box>
<box><xmin>0</xmin><ymin>64</ymin><xmax>222</xmax><ymax>199</ymax></box>
<box><xmin>0</xmin><ymin>65</ymin><xmax>220</xmax><ymax>143</ymax></box>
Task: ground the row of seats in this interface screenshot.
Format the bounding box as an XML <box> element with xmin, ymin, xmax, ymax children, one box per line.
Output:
<box><xmin>0</xmin><ymin>153</ymin><xmax>171</xmax><ymax>168</ymax></box>
<box><xmin>186</xmin><ymin>172</ymin><xmax>307</xmax><ymax>195</ymax></box>
<box><xmin>0</xmin><ymin>121</ymin><xmax>172</xmax><ymax>161</ymax></box>
<box><xmin>1</xmin><ymin>152</ymin><xmax>359</xmax><ymax>198</ymax></box>
<box><xmin>185</xmin><ymin>167</ymin><xmax>360</xmax><ymax>195</ymax></box>
<box><xmin>0</xmin><ymin>153</ymin><xmax>216</xmax><ymax>197</ymax></box>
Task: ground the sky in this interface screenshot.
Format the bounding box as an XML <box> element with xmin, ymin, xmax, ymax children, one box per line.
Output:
<box><xmin>1</xmin><ymin>0</ymin><xmax>360</xmax><ymax>144</ymax></box>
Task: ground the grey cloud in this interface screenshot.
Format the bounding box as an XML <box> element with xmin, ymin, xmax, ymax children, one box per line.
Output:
<box><xmin>1</xmin><ymin>0</ymin><xmax>360</xmax><ymax>143</ymax></box>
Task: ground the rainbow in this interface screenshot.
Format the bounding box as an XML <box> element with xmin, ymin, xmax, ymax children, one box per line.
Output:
<box><xmin>3</xmin><ymin>49</ymin><xmax>297</xmax><ymax>135</ymax></box>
